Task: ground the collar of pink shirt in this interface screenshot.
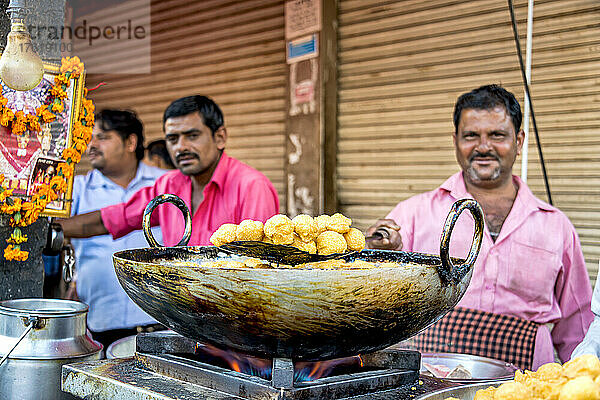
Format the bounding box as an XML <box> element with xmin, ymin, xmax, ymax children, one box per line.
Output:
<box><xmin>440</xmin><ymin>172</ymin><xmax>555</xmax><ymax>244</ymax></box>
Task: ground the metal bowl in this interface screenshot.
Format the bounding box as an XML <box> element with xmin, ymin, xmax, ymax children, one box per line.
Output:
<box><xmin>421</xmin><ymin>352</ymin><xmax>518</xmax><ymax>383</ymax></box>
<box><xmin>106</xmin><ymin>334</ymin><xmax>137</xmax><ymax>359</ymax></box>
<box><xmin>418</xmin><ymin>381</ymin><xmax>503</xmax><ymax>400</ymax></box>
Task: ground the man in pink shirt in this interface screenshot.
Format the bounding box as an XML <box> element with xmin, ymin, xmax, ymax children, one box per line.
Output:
<box><xmin>367</xmin><ymin>84</ymin><xmax>592</xmax><ymax>371</ymax></box>
<box><xmin>60</xmin><ymin>95</ymin><xmax>279</xmax><ymax>246</ymax></box>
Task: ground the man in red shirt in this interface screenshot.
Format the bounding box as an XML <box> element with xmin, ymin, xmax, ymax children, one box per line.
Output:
<box><xmin>60</xmin><ymin>95</ymin><xmax>279</xmax><ymax>246</ymax></box>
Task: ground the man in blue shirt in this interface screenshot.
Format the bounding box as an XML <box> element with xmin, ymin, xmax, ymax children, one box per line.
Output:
<box><xmin>70</xmin><ymin>109</ymin><xmax>166</xmax><ymax>350</ymax></box>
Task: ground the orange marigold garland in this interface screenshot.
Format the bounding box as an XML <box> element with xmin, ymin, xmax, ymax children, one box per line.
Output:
<box><xmin>0</xmin><ymin>56</ymin><xmax>94</xmax><ymax>261</ymax></box>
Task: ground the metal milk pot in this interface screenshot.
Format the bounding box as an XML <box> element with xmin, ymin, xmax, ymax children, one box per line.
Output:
<box><xmin>0</xmin><ymin>298</ymin><xmax>102</xmax><ymax>400</ymax></box>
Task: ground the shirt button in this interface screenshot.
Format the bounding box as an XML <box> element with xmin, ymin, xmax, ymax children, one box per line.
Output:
<box><xmin>485</xmin><ymin>284</ymin><xmax>493</xmax><ymax>290</ymax></box>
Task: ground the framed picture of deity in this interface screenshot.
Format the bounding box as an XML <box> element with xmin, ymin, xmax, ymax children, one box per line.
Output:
<box><xmin>0</xmin><ymin>61</ymin><xmax>85</xmax><ymax>218</ymax></box>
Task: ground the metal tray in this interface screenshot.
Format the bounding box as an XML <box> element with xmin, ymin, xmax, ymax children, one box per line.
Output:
<box><xmin>418</xmin><ymin>381</ymin><xmax>502</xmax><ymax>399</ymax></box>
<box><xmin>421</xmin><ymin>352</ymin><xmax>518</xmax><ymax>383</ymax></box>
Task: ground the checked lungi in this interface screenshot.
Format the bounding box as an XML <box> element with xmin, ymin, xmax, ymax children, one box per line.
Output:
<box><xmin>409</xmin><ymin>307</ymin><xmax>538</xmax><ymax>370</ymax></box>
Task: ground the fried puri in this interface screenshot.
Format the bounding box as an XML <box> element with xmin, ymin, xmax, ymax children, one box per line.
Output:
<box><xmin>316</xmin><ymin>231</ymin><xmax>347</xmax><ymax>255</ymax></box>
<box><xmin>560</xmin><ymin>376</ymin><xmax>600</xmax><ymax>400</ymax></box>
<box><xmin>236</xmin><ymin>219</ymin><xmax>264</xmax><ymax>241</ymax></box>
<box><xmin>452</xmin><ymin>355</ymin><xmax>600</xmax><ymax>400</ymax></box>
<box><xmin>264</xmin><ymin>214</ymin><xmax>294</xmax><ymax>244</ymax></box>
<box><xmin>327</xmin><ymin>213</ymin><xmax>352</xmax><ymax>234</ymax></box>
<box><xmin>209</xmin><ymin>223</ymin><xmax>238</xmax><ymax>246</ymax></box>
<box><xmin>344</xmin><ymin>227</ymin><xmax>366</xmax><ymax>251</ymax></box>
<box><xmin>210</xmin><ymin>212</ymin><xmax>363</xmax><ymax>255</ymax></box>
<box><xmin>314</xmin><ymin>215</ymin><xmax>331</xmax><ymax>235</ymax></box>
<box><xmin>292</xmin><ymin>233</ymin><xmax>317</xmax><ymax>254</ymax></box>
<box><xmin>563</xmin><ymin>354</ymin><xmax>600</xmax><ymax>379</ymax></box>
<box><xmin>292</xmin><ymin>214</ymin><xmax>318</xmax><ymax>242</ymax></box>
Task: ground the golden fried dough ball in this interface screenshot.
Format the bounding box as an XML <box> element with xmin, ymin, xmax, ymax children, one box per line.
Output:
<box><xmin>536</xmin><ymin>363</ymin><xmax>564</xmax><ymax>381</ymax></box>
<box><xmin>559</xmin><ymin>376</ymin><xmax>600</xmax><ymax>400</ymax></box>
<box><xmin>292</xmin><ymin>234</ymin><xmax>317</xmax><ymax>254</ymax></box>
<box><xmin>473</xmin><ymin>386</ymin><xmax>496</xmax><ymax>400</ymax></box>
<box><xmin>264</xmin><ymin>214</ymin><xmax>294</xmax><ymax>244</ymax></box>
<box><xmin>528</xmin><ymin>378</ymin><xmax>562</xmax><ymax>400</ymax></box>
<box><xmin>292</xmin><ymin>214</ymin><xmax>318</xmax><ymax>242</ymax></box>
<box><xmin>315</xmin><ymin>215</ymin><xmax>331</xmax><ymax>235</ymax></box>
<box><xmin>344</xmin><ymin>227</ymin><xmax>366</xmax><ymax>251</ymax></box>
<box><xmin>316</xmin><ymin>231</ymin><xmax>347</xmax><ymax>255</ymax></box>
<box><xmin>327</xmin><ymin>213</ymin><xmax>352</xmax><ymax>234</ymax></box>
<box><xmin>209</xmin><ymin>223</ymin><xmax>237</xmax><ymax>246</ymax></box>
<box><xmin>563</xmin><ymin>355</ymin><xmax>600</xmax><ymax>379</ymax></box>
<box><xmin>262</xmin><ymin>236</ymin><xmax>273</xmax><ymax>244</ymax></box>
<box><xmin>271</xmin><ymin>232</ymin><xmax>294</xmax><ymax>245</ymax></box>
<box><xmin>236</xmin><ymin>219</ymin><xmax>264</xmax><ymax>241</ymax></box>
<box><xmin>494</xmin><ymin>381</ymin><xmax>532</xmax><ymax>400</ymax></box>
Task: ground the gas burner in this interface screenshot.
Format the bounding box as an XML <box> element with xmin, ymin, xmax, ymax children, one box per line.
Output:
<box><xmin>62</xmin><ymin>331</ymin><xmax>458</xmax><ymax>399</ymax></box>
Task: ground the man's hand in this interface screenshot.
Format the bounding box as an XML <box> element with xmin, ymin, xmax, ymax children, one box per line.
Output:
<box><xmin>365</xmin><ymin>219</ymin><xmax>402</xmax><ymax>250</ymax></box>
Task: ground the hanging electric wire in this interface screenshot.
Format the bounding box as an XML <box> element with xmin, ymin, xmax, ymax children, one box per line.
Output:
<box><xmin>507</xmin><ymin>0</ymin><xmax>553</xmax><ymax>205</ymax></box>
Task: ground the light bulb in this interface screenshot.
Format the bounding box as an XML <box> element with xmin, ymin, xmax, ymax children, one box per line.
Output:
<box><xmin>0</xmin><ymin>0</ymin><xmax>44</xmax><ymax>91</ymax></box>
<box><xmin>0</xmin><ymin>30</ymin><xmax>44</xmax><ymax>91</ymax></box>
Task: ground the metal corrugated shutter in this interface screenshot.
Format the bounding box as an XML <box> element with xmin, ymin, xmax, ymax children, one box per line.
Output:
<box><xmin>337</xmin><ymin>0</ymin><xmax>600</xmax><ymax>279</ymax></box>
<box><xmin>80</xmin><ymin>0</ymin><xmax>287</xmax><ymax>211</ymax></box>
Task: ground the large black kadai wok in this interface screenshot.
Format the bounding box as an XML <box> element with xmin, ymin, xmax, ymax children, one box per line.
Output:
<box><xmin>112</xmin><ymin>194</ymin><xmax>484</xmax><ymax>361</ymax></box>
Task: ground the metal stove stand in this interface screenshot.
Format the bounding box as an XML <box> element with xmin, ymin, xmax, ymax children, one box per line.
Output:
<box><xmin>62</xmin><ymin>331</ymin><xmax>458</xmax><ymax>399</ymax></box>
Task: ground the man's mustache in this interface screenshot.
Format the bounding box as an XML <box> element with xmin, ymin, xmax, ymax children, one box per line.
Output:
<box><xmin>175</xmin><ymin>152</ymin><xmax>199</xmax><ymax>163</ymax></box>
<box><xmin>469</xmin><ymin>151</ymin><xmax>499</xmax><ymax>163</ymax></box>
<box><xmin>88</xmin><ymin>148</ymin><xmax>102</xmax><ymax>157</ymax></box>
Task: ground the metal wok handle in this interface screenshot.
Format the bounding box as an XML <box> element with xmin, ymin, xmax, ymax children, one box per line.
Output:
<box><xmin>438</xmin><ymin>199</ymin><xmax>484</xmax><ymax>285</ymax></box>
<box><xmin>142</xmin><ymin>194</ymin><xmax>192</xmax><ymax>247</ymax></box>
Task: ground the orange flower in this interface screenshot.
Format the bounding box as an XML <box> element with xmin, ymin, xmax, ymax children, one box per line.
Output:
<box><xmin>0</xmin><ymin>96</ymin><xmax>7</xmax><ymax>106</ymax></box>
<box><xmin>62</xmin><ymin>147</ymin><xmax>82</xmax><ymax>163</ymax></box>
<box><xmin>72</xmin><ymin>123</ymin><xmax>84</xmax><ymax>139</ymax></box>
<box><xmin>0</xmin><ymin>197</ymin><xmax>22</xmax><ymax>214</ymax></box>
<box><xmin>0</xmin><ymin>188</ymin><xmax>13</xmax><ymax>202</ymax></box>
<box><xmin>26</xmin><ymin>113</ymin><xmax>41</xmax><ymax>132</ymax></box>
<box><xmin>29</xmin><ymin>194</ymin><xmax>48</xmax><ymax>211</ymax></box>
<box><xmin>49</xmin><ymin>175</ymin><xmax>67</xmax><ymax>192</ymax></box>
<box><xmin>36</xmin><ymin>105</ymin><xmax>56</xmax><ymax>123</ymax></box>
<box><xmin>12</xmin><ymin>111</ymin><xmax>27</xmax><ymax>135</ymax></box>
<box><xmin>22</xmin><ymin>208</ymin><xmax>41</xmax><ymax>225</ymax></box>
<box><xmin>4</xmin><ymin>245</ymin><xmax>28</xmax><ymax>261</ymax></box>
<box><xmin>51</xmin><ymin>100</ymin><xmax>64</xmax><ymax>114</ymax></box>
<box><xmin>57</xmin><ymin>163</ymin><xmax>74</xmax><ymax>179</ymax></box>
<box><xmin>73</xmin><ymin>137</ymin><xmax>87</xmax><ymax>153</ymax></box>
<box><xmin>54</xmin><ymin>74</ymin><xmax>69</xmax><ymax>86</ymax></box>
<box><xmin>80</xmin><ymin>126</ymin><xmax>92</xmax><ymax>143</ymax></box>
<box><xmin>50</xmin><ymin>86</ymin><xmax>67</xmax><ymax>99</ymax></box>
<box><xmin>60</xmin><ymin>56</ymin><xmax>84</xmax><ymax>76</ymax></box>
<box><xmin>84</xmin><ymin>112</ymin><xmax>94</xmax><ymax>125</ymax></box>
<box><xmin>0</xmin><ymin>107</ymin><xmax>14</xmax><ymax>126</ymax></box>
<box><xmin>35</xmin><ymin>184</ymin><xmax>52</xmax><ymax>198</ymax></box>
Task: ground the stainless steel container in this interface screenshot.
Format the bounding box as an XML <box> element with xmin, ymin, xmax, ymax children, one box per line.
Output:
<box><xmin>0</xmin><ymin>298</ymin><xmax>102</xmax><ymax>400</ymax></box>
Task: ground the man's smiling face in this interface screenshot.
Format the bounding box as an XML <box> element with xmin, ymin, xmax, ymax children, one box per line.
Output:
<box><xmin>454</xmin><ymin>106</ymin><xmax>524</xmax><ymax>188</ymax></box>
